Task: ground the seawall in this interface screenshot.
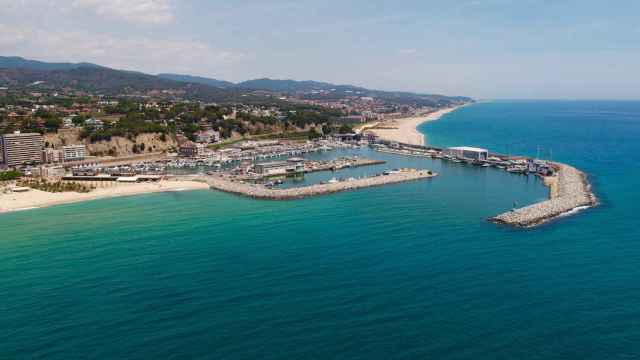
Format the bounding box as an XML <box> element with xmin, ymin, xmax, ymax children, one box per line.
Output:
<box><xmin>202</xmin><ymin>169</ymin><xmax>436</xmax><ymax>200</ymax></box>
<box><xmin>490</xmin><ymin>163</ymin><xmax>597</xmax><ymax>228</ymax></box>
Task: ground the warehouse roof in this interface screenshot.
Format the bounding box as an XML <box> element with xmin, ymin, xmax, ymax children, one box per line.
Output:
<box><xmin>447</xmin><ymin>146</ymin><xmax>488</xmax><ymax>152</ymax></box>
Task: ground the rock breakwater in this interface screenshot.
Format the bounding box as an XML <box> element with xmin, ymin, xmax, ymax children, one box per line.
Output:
<box><xmin>491</xmin><ymin>163</ymin><xmax>597</xmax><ymax>228</ymax></box>
<box><xmin>204</xmin><ymin>169</ymin><xmax>436</xmax><ymax>200</ymax></box>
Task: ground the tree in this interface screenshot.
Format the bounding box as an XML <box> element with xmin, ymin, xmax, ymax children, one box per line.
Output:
<box><xmin>72</xmin><ymin>115</ymin><xmax>87</xmax><ymax>126</ymax></box>
<box><xmin>0</xmin><ymin>170</ymin><xmax>22</xmax><ymax>181</ymax></box>
<box><xmin>44</xmin><ymin>117</ymin><xmax>62</xmax><ymax>132</ymax></box>
<box><xmin>338</xmin><ymin>124</ymin><xmax>353</xmax><ymax>134</ymax></box>
<box><xmin>308</xmin><ymin>128</ymin><xmax>321</xmax><ymax>139</ymax></box>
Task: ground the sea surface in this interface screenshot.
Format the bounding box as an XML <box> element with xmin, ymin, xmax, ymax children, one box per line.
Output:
<box><xmin>2</xmin><ymin>100</ymin><xmax>640</xmax><ymax>359</ymax></box>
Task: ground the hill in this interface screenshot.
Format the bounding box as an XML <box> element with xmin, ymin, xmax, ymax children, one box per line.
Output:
<box><xmin>0</xmin><ymin>56</ymin><xmax>471</xmax><ymax>106</ymax></box>
<box><xmin>0</xmin><ymin>66</ymin><xmax>277</xmax><ymax>104</ymax></box>
<box><xmin>0</xmin><ymin>56</ymin><xmax>102</xmax><ymax>71</ymax></box>
<box><xmin>236</xmin><ymin>78</ymin><xmax>362</xmax><ymax>92</ymax></box>
<box><xmin>157</xmin><ymin>73</ymin><xmax>234</xmax><ymax>89</ymax></box>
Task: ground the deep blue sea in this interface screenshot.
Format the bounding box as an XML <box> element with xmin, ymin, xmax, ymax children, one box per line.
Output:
<box><xmin>2</xmin><ymin>101</ymin><xmax>640</xmax><ymax>359</ymax></box>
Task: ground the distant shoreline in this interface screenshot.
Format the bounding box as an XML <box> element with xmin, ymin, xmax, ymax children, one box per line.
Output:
<box><xmin>368</xmin><ymin>104</ymin><xmax>467</xmax><ymax>146</ymax></box>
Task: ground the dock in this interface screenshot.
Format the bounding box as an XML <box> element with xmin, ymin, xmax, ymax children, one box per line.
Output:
<box><xmin>490</xmin><ymin>163</ymin><xmax>597</xmax><ymax>228</ymax></box>
<box><xmin>198</xmin><ymin>169</ymin><xmax>436</xmax><ymax>200</ymax></box>
<box><xmin>304</xmin><ymin>158</ymin><xmax>385</xmax><ymax>173</ymax></box>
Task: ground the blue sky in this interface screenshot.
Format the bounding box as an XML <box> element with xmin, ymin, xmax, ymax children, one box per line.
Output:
<box><xmin>1</xmin><ymin>0</ymin><xmax>639</xmax><ymax>99</ymax></box>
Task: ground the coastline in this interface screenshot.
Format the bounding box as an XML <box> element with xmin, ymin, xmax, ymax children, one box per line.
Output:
<box><xmin>0</xmin><ymin>180</ymin><xmax>210</xmax><ymax>214</ymax></box>
<box><xmin>369</xmin><ymin>105</ymin><xmax>466</xmax><ymax>146</ymax></box>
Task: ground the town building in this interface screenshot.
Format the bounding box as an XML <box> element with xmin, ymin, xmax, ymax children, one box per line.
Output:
<box><xmin>443</xmin><ymin>146</ymin><xmax>489</xmax><ymax>161</ymax></box>
<box><xmin>40</xmin><ymin>165</ymin><xmax>66</xmax><ymax>178</ymax></box>
<box><xmin>62</xmin><ymin>116</ymin><xmax>76</xmax><ymax>128</ymax></box>
<box><xmin>62</xmin><ymin>145</ymin><xmax>86</xmax><ymax>162</ymax></box>
<box><xmin>196</xmin><ymin>143</ymin><xmax>207</xmax><ymax>156</ymax></box>
<box><xmin>179</xmin><ymin>141</ymin><xmax>197</xmax><ymax>157</ymax></box>
<box><xmin>0</xmin><ymin>132</ymin><xmax>44</xmax><ymax>167</ymax></box>
<box><xmin>254</xmin><ymin>158</ymin><xmax>304</xmax><ymax>176</ymax></box>
<box><xmin>84</xmin><ymin>118</ymin><xmax>104</xmax><ymax>130</ymax></box>
<box><xmin>196</xmin><ymin>130</ymin><xmax>220</xmax><ymax>144</ymax></box>
<box><xmin>43</xmin><ymin>148</ymin><xmax>63</xmax><ymax>163</ymax></box>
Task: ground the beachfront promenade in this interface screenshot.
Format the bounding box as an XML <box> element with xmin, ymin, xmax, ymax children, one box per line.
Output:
<box><xmin>490</xmin><ymin>163</ymin><xmax>597</xmax><ymax>228</ymax></box>
<box><xmin>187</xmin><ymin>169</ymin><xmax>436</xmax><ymax>200</ymax></box>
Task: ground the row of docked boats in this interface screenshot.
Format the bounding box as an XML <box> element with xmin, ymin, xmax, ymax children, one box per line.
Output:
<box><xmin>371</xmin><ymin>144</ymin><xmax>553</xmax><ymax>177</ymax></box>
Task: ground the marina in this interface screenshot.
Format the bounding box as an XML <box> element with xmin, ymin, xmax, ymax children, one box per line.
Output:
<box><xmin>369</xmin><ymin>141</ymin><xmax>597</xmax><ymax>228</ymax></box>
<box><xmin>3</xmin><ymin>135</ymin><xmax>597</xmax><ymax>227</ymax></box>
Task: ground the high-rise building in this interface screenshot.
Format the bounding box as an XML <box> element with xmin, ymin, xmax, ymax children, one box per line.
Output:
<box><xmin>62</xmin><ymin>144</ymin><xmax>86</xmax><ymax>162</ymax></box>
<box><xmin>0</xmin><ymin>132</ymin><xmax>44</xmax><ymax>167</ymax></box>
<box><xmin>43</xmin><ymin>148</ymin><xmax>63</xmax><ymax>163</ymax></box>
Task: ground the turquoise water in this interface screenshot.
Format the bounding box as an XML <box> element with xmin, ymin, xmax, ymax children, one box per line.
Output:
<box><xmin>2</xmin><ymin>101</ymin><xmax>640</xmax><ymax>359</ymax></box>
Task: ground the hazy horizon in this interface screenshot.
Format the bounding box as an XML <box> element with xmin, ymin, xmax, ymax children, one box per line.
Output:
<box><xmin>1</xmin><ymin>0</ymin><xmax>639</xmax><ymax>100</ymax></box>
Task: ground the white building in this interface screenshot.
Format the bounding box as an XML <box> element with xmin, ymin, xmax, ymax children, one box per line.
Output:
<box><xmin>443</xmin><ymin>146</ymin><xmax>489</xmax><ymax>161</ymax></box>
<box><xmin>196</xmin><ymin>130</ymin><xmax>220</xmax><ymax>144</ymax></box>
<box><xmin>43</xmin><ymin>148</ymin><xmax>63</xmax><ymax>163</ymax></box>
<box><xmin>62</xmin><ymin>115</ymin><xmax>77</xmax><ymax>128</ymax></box>
<box><xmin>254</xmin><ymin>159</ymin><xmax>304</xmax><ymax>176</ymax></box>
<box><xmin>63</xmin><ymin>145</ymin><xmax>86</xmax><ymax>162</ymax></box>
<box><xmin>84</xmin><ymin>118</ymin><xmax>104</xmax><ymax>130</ymax></box>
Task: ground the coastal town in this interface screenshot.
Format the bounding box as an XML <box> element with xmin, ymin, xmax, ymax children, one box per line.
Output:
<box><xmin>0</xmin><ymin>77</ymin><xmax>595</xmax><ymax>227</ymax></box>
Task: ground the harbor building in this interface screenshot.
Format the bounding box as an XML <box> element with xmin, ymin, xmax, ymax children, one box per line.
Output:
<box><xmin>255</xmin><ymin>158</ymin><xmax>304</xmax><ymax>176</ymax></box>
<box><xmin>62</xmin><ymin>145</ymin><xmax>86</xmax><ymax>162</ymax></box>
<box><xmin>443</xmin><ymin>146</ymin><xmax>489</xmax><ymax>161</ymax></box>
<box><xmin>0</xmin><ymin>131</ymin><xmax>44</xmax><ymax>167</ymax></box>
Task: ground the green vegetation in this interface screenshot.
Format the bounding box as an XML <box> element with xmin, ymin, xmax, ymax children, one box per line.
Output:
<box><xmin>208</xmin><ymin>138</ymin><xmax>246</xmax><ymax>150</ymax></box>
<box><xmin>0</xmin><ymin>170</ymin><xmax>22</xmax><ymax>181</ymax></box>
<box><xmin>18</xmin><ymin>179</ymin><xmax>93</xmax><ymax>193</ymax></box>
<box><xmin>338</xmin><ymin>124</ymin><xmax>353</xmax><ymax>134</ymax></box>
<box><xmin>80</xmin><ymin>115</ymin><xmax>167</xmax><ymax>142</ymax></box>
<box><xmin>207</xmin><ymin>130</ymin><xmax>324</xmax><ymax>150</ymax></box>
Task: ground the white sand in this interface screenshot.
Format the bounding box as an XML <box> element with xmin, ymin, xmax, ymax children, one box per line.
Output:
<box><xmin>369</xmin><ymin>105</ymin><xmax>464</xmax><ymax>146</ymax></box>
<box><xmin>0</xmin><ymin>180</ymin><xmax>210</xmax><ymax>214</ymax></box>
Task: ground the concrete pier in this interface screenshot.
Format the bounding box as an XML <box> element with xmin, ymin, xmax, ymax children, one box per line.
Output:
<box><xmin>201</xmin><ymin>169</ymin><xmax>436</xmax><ymax>200</ymax></box>
<box><xmin>491</xmin><ymin>163</ymin><xmax>597</xmax><ymax>228</ymax></box>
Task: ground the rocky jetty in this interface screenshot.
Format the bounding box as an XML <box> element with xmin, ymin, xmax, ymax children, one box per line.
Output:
<box><xmin>204</xmin><ymin>169</ymin><xmax>436</xmax><ymax>200</ymax></box>
<box><xmin>491</xmin><ymin>163</ymin><xmax>597</xmax><ymax>228</ymax></box>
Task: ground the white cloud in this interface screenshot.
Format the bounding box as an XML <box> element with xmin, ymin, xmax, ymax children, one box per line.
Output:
<box><xmin>0</xmin><ymin>25</ymin><xmax>245</xmax><ymax>76</ymax></box>
<box><xmin>70</xmin><ymin>0</ymin><xmax>174</xmax><ymax>24</ymax></box>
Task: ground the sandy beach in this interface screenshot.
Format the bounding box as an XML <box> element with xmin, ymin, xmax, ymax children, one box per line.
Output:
<box><xmin>0</xmin><ymin>180</ymin><xmax>210</xmax><ymax>214</ymax></box>
<box><xmin>368</xmin><ymin>105</ymin><xmax>465</xmax><ymax>146</ymax></box>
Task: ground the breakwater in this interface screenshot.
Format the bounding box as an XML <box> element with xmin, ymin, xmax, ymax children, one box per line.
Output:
<box><xmin>201</xmin><ymin>169</ymin><xmax>436</xmax><ymax>200</ymax></box>
<box><xmin>373</xmin><ymin>142</ymin><xmax>597</xmax><ymax>228</ymax></box>
<box><xmin>491</xmin><ymin>163</ymin><xmax>597</xmax><ymax>227</ymax></box>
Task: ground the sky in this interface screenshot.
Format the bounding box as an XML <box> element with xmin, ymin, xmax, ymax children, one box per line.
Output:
<box><xmin>1</xmin><ymin>0</ymin><xmax>639</xmax><ymax>99</ymax></box>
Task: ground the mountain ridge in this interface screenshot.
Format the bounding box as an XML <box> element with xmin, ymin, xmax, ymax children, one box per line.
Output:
<box><xmin>0</xmin><ymin>56</ymin><xmax>471</xmax><ymax>105</ymax></box>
